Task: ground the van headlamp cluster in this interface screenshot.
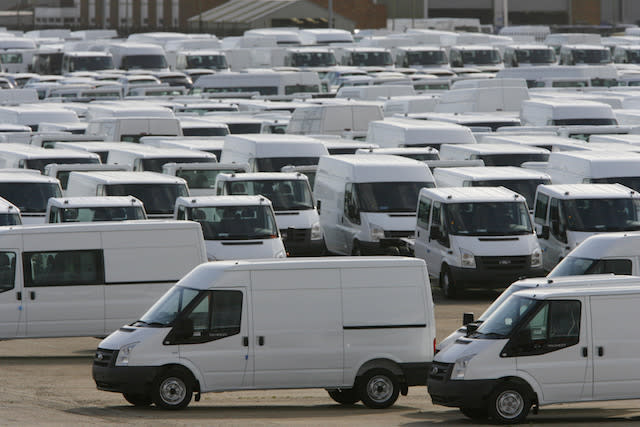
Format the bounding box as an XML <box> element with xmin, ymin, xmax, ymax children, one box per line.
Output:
<box><xmin>115</xmin><ymin>342</ymin><xmax>139</xmax><ymax>366</ymax></box>
<box><xmin>460</xmin><ymin>249</ymin><xmax>476</xmax><ymax>268</ymax></box>
<box><xmin>370</xmin><ymin>224</ymin><xmax>385</xmax><ymax>241</ymax></box>
<box><xmin>451</xmin><ymin>353</ymin><xmax>475</xmax><ymax>380</ymax></box>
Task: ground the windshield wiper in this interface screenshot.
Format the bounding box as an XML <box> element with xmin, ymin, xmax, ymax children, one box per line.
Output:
<box><xmin>475</xmin><ymin>331</ymin><xmax>506</xmax><ymax>339</ymax></box>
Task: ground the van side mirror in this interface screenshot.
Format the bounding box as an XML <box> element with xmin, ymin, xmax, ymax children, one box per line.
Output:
<box><xmin>172</xmin><ymin>317</ymin><xmax>194</xmax><ymax>341</ymax></box>
<box><xmin>538</xmin><ymin>225</ymin><xmax>549</xmax><ymax>240</ymax></box>
<box><xmin>465</xmin><ymin>323</ymin><xmax>478</xmax><ymax>336</ymax></box>
<box><xmin>463</xmin><ymin>312</ymin><xmax>475</xmax><ymax>325</ymax></box>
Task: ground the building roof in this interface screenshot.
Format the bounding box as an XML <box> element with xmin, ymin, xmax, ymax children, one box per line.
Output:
<box><xmin>189</xmin><ymin>0</ymin><xmax>298</xmax><ymax>24</ymax></box>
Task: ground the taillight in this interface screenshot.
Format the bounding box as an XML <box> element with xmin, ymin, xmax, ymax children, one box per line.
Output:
<box><xmin>433</xmin><ymin>338</ymin><xmax>436</xmax><ymax>355</ymax></box>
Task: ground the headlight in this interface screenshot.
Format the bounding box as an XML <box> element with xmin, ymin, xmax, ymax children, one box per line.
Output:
<box><xmin>531</xmin><ymin>248</ymin><xmax>542</xmax><ymax>268</ymax></box>
<box><xmin>115</xmin><ymin>342</ymin><xmax>139</xmax><ymax>366</ymax></box>
<box><xmin>451</xmin><ymin>353</ymin><xmax>475</xmax><ymax>380</ymax></box>
<box><xmin>370</xmin><ymin>224</ymin><xmax>385</xmax><ymax>241</ymax></box>
<box><xmin>311</xmin><ymin>222</ymin><xmax>323</xmax><ymax>240</ymax></box>
<box><xmin>460</xmin><ymin>248</ymin><xmax>476</xmax><ymax>268</ymax></box>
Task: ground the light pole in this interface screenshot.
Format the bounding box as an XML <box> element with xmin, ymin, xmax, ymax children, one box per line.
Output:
<box><xmin>328</xmin><ymin>0</ymin><xmax>333</xmax><ymax>29</ymax></box>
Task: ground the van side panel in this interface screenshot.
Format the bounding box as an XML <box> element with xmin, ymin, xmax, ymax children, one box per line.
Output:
<box><xmin>251</xmin><ymin>267</ymin><xmax>343</xmax><ymax>388</ymax></box>
<box><xmin>341</xmin><ymin>265</ymin><xmax>431</xmax><ymax>385</ymax></box>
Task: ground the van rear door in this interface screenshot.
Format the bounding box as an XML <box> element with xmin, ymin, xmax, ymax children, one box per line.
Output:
<box><xmin>0</xmin><ymin>250</ymin><xmax>21</xmax><ymax>338</ymax></box>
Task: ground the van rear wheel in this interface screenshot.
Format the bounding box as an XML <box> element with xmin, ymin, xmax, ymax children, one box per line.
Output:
<box><xmin>440</xmin><ymin>266</ymin><xmax>458</xmax><ymax>299</ymax></box>
<box><xmin>151</xmin><ymin>368</ymin><xmax>193</xmax><ymax>410</ymax></box>
<box><xmin>357</xmin><ymin>368</ymin><xmax>400</xmax><ymax>409</ymax></box>
<box><xmin>123</xmin><ymin>392</ymin><xmax>152</xmax><ymax>407</ymax></box>
<box><xmin>326</xmin><ymin>388</ymin><xmax>359</xmax><ymax>405</ymax></box>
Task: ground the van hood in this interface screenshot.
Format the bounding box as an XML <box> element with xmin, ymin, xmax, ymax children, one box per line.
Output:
<box><xmin>567</xmin><ymin>231</ymin><xmax>599</xmax><ymax>249</ymax></box>
<box><xmin>434</xmin><ymin>336</ymin><xmax>507</xmax><ymax>363</ymax></box>
<box><xmin>450</xmin><ymin>233</ymin><xmax>539</xmax><ymax>256</ymax></box>
<box><xmin>362</xmin><ymin>212</ymin><xmax>417</xmax><ymax>232</ymax></box>
<box><xmin>206</xmin><ymin>238</ymin><xmax>285</xmax><ymax>261</ymax></box>
<box><xmin>99</xmin><ymin>325</ymin><xmax>169</xmax><ymax>350</ymax></box>
<box><xmin>275</xmin><ymin>209</ymin><xmax>318</xmax><ymax>229</ymax></box>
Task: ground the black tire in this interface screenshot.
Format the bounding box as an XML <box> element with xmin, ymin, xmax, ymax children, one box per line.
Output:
<box><xmin>351</xmin><ymin>241</ymin><xmax>362</xmax><ymax>256</ymax></box>
<box><xmin>460</xmin><ymin>406</ymin><xmax>488</xmax><ymax>421</ymax></box>
<box><xmin>356</xmin><ymin>368</ymin><xmax>400</xmax><ymax>409</ymax></box>
<box><xmin>487</xmin><ymin>382</ymin><xmax>531</xmax><ymax>424</ymax></box>
<box><xmin>123</xmin><ymin>392</ymin><xmax>152</xmax><ymax>407</ymax></box>
<box><xmin>151</xmin><ymin>368</ymin><xmax>193</xmax><ymax>410</ymax></box>
<box><xmin>326</xmin><ymin>388</ymin><xmax>359</xmax><ymax>405</ymax></box>
<box><xmin>440</xmin><ymin>265</ymin><xmax>458</xmax><ymax>299</ymax></box>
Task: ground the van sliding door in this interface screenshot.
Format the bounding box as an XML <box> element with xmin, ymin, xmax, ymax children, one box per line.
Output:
<box><xmin>0</xmin><ymin>251</ymin><xmax>22</xmax><ymax>338</ymax></box>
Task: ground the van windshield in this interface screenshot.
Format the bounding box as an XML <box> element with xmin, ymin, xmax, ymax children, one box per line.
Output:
<box><xmin>560</xmin><ymin>198</ymin><xmax>640</xmax><ymax>232</ymax></box>
<box><xmin>254</xmin><ymin>157</ymin><xmax>319</xmax><ymax>172</ymax></box>
<box><xmin>121</xmin><ymin>55</ymin><xmax>168</xmax><ymax>70</ymax></box>
<box><xmin>515</xmin><ymin>49</ymin><xmax>556</xmax><ymax>64</ymax></box>
<box><xmin>24</xmin><ymin>157</ymin><xmax>100</xmax><ymax>173</ymax></box>
<box><xmin>53</xmin><ymin>206</ymin><xmax>147</xmax><ymax>222</ymax></box>
<box><xmin>188</xmin><ymin>205</ymin><xmax>279</xmax><ymax>240</ymax></box>
<box><xmin>588</xmin><ymin>176</ymin><xmax>640</xmax><ymax>192</ymax></box>
<box><xmin>470</xmin><ymin>153</ymin><xmax>549</xmax><ymax>167</ymax></box>
<box><xmin>176</xmin><ymin>168</ymin><xmax>245</xmax><ymax>189</ymax></box>
<box><xmin>470</xmin><ymin>295</ymin><xmax>539</xmax><ymax>339</ymax></box>
<box><xmin>136</xmin><ymin>286</ymin><xmax>201</xmax><ymax>327</ymax></box>
<box><xmin>69</xmin><ymin>56</ymin><xmax>114</xmax><ymax>71</ymax></box>
<box><xmin>0</xmin><ymin>182</ymin><xmax>61</xmax><ymax>213</ymax></box>
<box><xmin>138</xmin><ymin>157</ymin><xmax>217</xmax><ymax>173</ymax></box>
<box><xmin>355</xmin><ymin>181</ymin><xmax>433</xmax><ymax>213</ymax></box>
<box><xmin>406</xmin><ymin>51</ymin><xmax>448</xmax><ymax>66</ymax></box>
<box><xmin>548</xmin><ymin>256</ymin><xmax>632</xmax><ymax>277</ymax></box>
<box><xmin>186</xmin><ymin>55</ymin><xmax>228</xmax><ymax>70</ymax></box>
<box><xmin>445</xmin><ymin>201</ymin><xmax>533</xmax><ymax>236</ymax></box>
<box><xmin>183</xmin><ymin>127</ymin><xmax>229</xmax><ymax>137</ymax></box>
<box><xmin>551</xmin><ymin>119</ymin><xmax>617</xmax><ymax>126</ymax></box>
<box><xmin>104</xmin><ymin>183</ymin><xmax>188</xmax><ymax>214</ymax></box>
<box><xmin>225</xmin><ymin>179</ymin><xmax>313</xmax><ymax>211</ymax></box>
<box><xmin>291</xmin><ymin>52</ymin><xmax>337</xmax><ymax>67</ymax></box>
<box><xmin>571</xmin><ymin>49</ymin><xmax>611</xmax><ymax>64</ymax></box>
<box><xmin>470</xmin><ymin>179</ymin><xmax>551</xmax><ymax>208</ymax></box>
<box><xmin>350</xmin><ymin>51</ymin><xmax>393</xmax><ymax>66</ymax></box>
<box><xmin>461</xmin><ymin>49</ymin><xmax>501</xmax><ymax>65</ymax></box>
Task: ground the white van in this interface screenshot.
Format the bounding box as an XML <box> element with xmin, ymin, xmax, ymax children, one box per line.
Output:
<box><xmin>0</xmin><ymin>220</ymin><xmax>206</xmax><ymax>340</ymax></box>
<box><xmin>286</xmin><ymin>103</ymin><xmax>384</xmax><ymax>136</ymax></box>
<box><xmin>0</xmin><ymin>196</ymin><xmax>21</xmax><ymax>225</ymax></box>
<box><xmin>44</xmin><ymin>163</ymin><xmax>129</xmax><ymax>192</ymax></box>
<box><xmin>415</xmin><ymin>187</ymin><xmax>543</xmax><ymax>298</ymax></box>
<box><xmin>92</xmin><ymin>257</ymin><xmax>434</xmax><ymax>410</ymax></box>
<box><xmin>106</xmin><ymin>145</ymin><xmax>217</xmax><ymax>172</ymax></box>
<box><xmin>559</xmin><ymin>44</ymin><xmax>612</xmax><ymax>65</ymax></box>
<box><xmin>428</xmin><ymin>283</ymin><xmax>640</xmax><ymax>423</ymax></box>
<box><xmin>65</xmin><ymin>171</ymin><xmax>189</xmax><ymax>219</ymax></box>
<box><xmin>366</xmin><ymin>118</ymin><xmax>476</xmax><ymax>151</ymax></box>
<box><xmin>174</xmin><ymin>195</ymin><xmax>286</xmax><ymax>261</ymax></box>
<box><xmin>61</xmin><ymin>51</ymin><xmax>115</xmax><ymax>74</ymax></box>
<box><xmin>215</xmin><ymin>172</ymin><xmax>323</xmax><ymax>256</ymax></box>
<box><xmin>520</xmin><ymin>99</ymin><xmax>618</xmax><ymax>126</ymax></box>
<box><xmin>220</xmin><ymin>134</ymin><xmax>329</xmax><ymax>172</ymax></box>
<box><xmin>533</xmin><ymin>183</ymin><xmax>640</xmax><ymax>271</ymax></box>
<box><xmin>193</xmin><ymin>71</ymin><xmax>321</xmax><ymax>96</ymax></box>
<box><xmin>0</xmin><ymin>171</ymin><xmax>62</xmax><ymax>224</ymax></box>
<box><xmin>438</xmin><ymin>143</ymin><xmax>550</xmax><ymax>167</ymax></box>
<box><xmin>448</xmin><ymin>45</ymin><xmax>504</xmax><ymax>73</ymax></box>
<box><xmin>106</xmin><ymin>42</ymin><xmax>169</xmax><ymax>71</ymax></box>
<box><xmin>0</xmin><ymin>143</ymin><xmax>101</xmax><ymax>173</ymax></box>
<box><xmin>355</xmin><ymin>147</ymin><xmax>440</xmax><ymax>161</ymax></box>
<box><xmin>433</xmin><ymin>166</ymin><xmax>551</xmax><ymax>209</ymax></box>
<box><xmin>46</xmin><ymin>196</ymin><xmax>147</xmax><ymax>223</ymax></box>
<box><xmin>162</xmin><ymin>162</ymin><xmax>248</xmax><ymax>197</ymax></box>
<box><xmin>315</xmin><ymin>155</ymin><xmax>435</xmax><ymax>256</ymax></box>
<box><xmin>86</xmin><ymin>117</ymin><xmax>182</xmax><ymax>142</ymax></box>
<box><xmin>140</xmin><ymin>136</ymin><xmax>225</xmax><ymax>160</ymax></box>
<box><xmin>548</xmin><ymin>231</ymin><xmax>640</xmax><ymax>277</ymax></box>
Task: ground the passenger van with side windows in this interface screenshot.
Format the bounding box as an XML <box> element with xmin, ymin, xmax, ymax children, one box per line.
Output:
<box><xmin>533</xmin><ymin>183</ymin><xmax>640</xmax><ymax>271</ymax></box>
<box><xmin>414</xmin><ymin>187</ymin><xmax>543</xmax><ymax>298</ymax></box>
<box><xmin>0</xmin><ymin>220</ymin><xmax>207</xmax><ymax>340</ymax></box>
<box><xmin>93</xmin><ymin>257</ymin><xmax>434</xmax><ymax>410</ymax></box>
<box><xmin>429</xmin><ymin>283</ymin><xmax>640</xmax><ymax>423</ymax></box>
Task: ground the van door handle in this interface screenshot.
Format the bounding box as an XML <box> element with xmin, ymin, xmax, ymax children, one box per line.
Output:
<box><xmin>257</xmin><ymin>336</ymin><xmax>265</xmax><ymax>346</ymax></box>
<box><xmin>30</xmin><ymin>291</ymin><xmax>35</xmax><ymax>300</ymax></box>
<box><xmin>242</xmin><ymin>336</ymin><xmax>249</xmax><ymax>347</ymax></box>
<box><xmin>581</xmin><ymin>347</ymin><xmax>587</xmax><ymax>357</ymax></box>
<box><xmin>417</xmin><ymin>230</ymin><xmax>420</xmax><ymax>237</ymax></box>
<box><xmin>598</xmin><ymin>346</ymin><xmax>604</xmax><ymax>357</ymax></box>
<box><xmin>16</xmin><ymin>291</ymin><xmax>21</xmax><ymax>301</ymax></box>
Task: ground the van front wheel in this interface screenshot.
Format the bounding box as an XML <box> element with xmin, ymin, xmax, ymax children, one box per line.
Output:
<box><xmin>488</xmin><ymin>383</ymin><xmax>531</xmax><ymax>424</ymax></box>
<box><xmin>440</xmin><ymin>266</ymin><xmax>458</xmax><ymax>299</ymax></box>
<box><xmin>357</xmin><ymin>368</ymin><xmax>400</xmax><ymax>409</ymax></box>
<box><xmin>326</xmin><ymin>388</ymin><xmax>359</xmax><ymax>405</ymax></box>
<box><xmin>152</xmin><ymin>368</ymin><xmax>193</xmax><ymax>410</ymax></box>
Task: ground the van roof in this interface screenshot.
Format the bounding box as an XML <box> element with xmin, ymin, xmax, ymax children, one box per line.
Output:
<box><xmin>558</xmin><ymin>231</ymin><xmax>640</xmax><ymax>258</ymax></box>
<box><xmin>513</xmin><ymin>284</ymin><xmax>640</xmax><ymax>300</ymax></box>
<box><xmin>107</xmin><ymin>146</ymin><xmax>216</xmax><ymax>160</ymax></box>
<box><xmin>0</xmin><ymin>144</ymin><xmax>101</xmax><ymax>160</ymax></box>
<box><xmin>176</xmin><ymin>195</ymin><xmax>272</xmax><ymax>208</ymax></box>
<box><xmin>223</xmin><ymin>134</ymin><xmax>329</xmax><ymax>157</ymax></box>
<box><xmin>216</xmin><ymin>172</ymin><xmax>308</xmax><ymax>182</ymax></box>
<box><xmin>0</xmin><ymin>171</ymin><xmax>60</xmax><ymax>183</ymax></box>
<box><xmin>419</xmin><ymin>186</ymin><xmax>526</xmax><ymax>203</ymax></box>
<box><xmin>440</xmin><ymin>143</ymin><xmax>550</xmax><ymax>155</ymax></box>
<box><xmin>434</xmin><ymin>166</ymin><xmax>550</xmax><ymax>180</ymax></box>
<box><xmin>536</xmin><ymin>183</ymin><xmax>638</xmax><ymax>199</ymax></box>
<box><xmin>511</xmin><ymin>273</ymin><xmax>637</xmax><ymax>289</ymax></box>
<box><xmin>548</xmin><ymin>150</ymin><xmax>640</xmax><ymax>176</ymax></box>
<box><xmin>68</xmin><ymin>170</ymin><xmax>187</xmax><ymax>184</ymax></box>
<box><xmin>0</xmin><ymin>219</ymin><xmax>197</xmax><ymax>236</ymax></box>
<box><xmin>177</xmin><ymin>256</ymin><xmax>425</xmax><ymax>290</ymax></box>
<box><xmin>318</xmin><ymin>154</ymin><xmax>434</xmax><ymax>183</ymax></box>
<box><xmin>47</xmin><ymin>196</ymin><xmax>144</xmax><ymax>208</ymax></box>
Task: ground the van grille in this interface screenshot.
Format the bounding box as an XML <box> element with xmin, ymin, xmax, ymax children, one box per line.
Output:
<box><xmin>93</xmin><ymin>348</ymin><xmax>117</xmax><ymax>368</ymax></box>
<box><xmin>384</xmin><ymin>230</ymin><xmax>414</xmax><ymax>239</ymax></box>
<box><xmin>281</xmin><ymin>228</ymin><xmax>309</xmax><ymax>243</ymax></box>
<box><xmin>476</xmin><ymin>255</ymin><xmax>530</xmax><ymax>270</ymax></box>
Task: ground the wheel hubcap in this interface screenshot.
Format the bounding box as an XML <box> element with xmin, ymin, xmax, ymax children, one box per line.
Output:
<box><xmin>367</xmin><ymin>375</ymin><xmax>393</xmax><ymax>403</ymax></box>
<box><xmin>496</xmin><ymin>390</ymin><xmax>524</xmax><ymax>419</ymax></box>
<box><xmin>159</xmin><ymin>377</ymin><xmax>186</xmax><ymax>405</ymax></box>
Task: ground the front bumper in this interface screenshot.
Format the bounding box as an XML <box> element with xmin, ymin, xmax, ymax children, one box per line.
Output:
<box><xmin>280</xmin><ymin>228</ymin><xmax>324</xmax><ymax>256</ymax></box>
<box><xmin>92</xmin><ymin>348</ymin><xmax>159</xmax><ymax>395</ymax></box>
<box><xmin>427</xmin><ymin>362</ymin><xmax>497</xmax><ymax>408</ymax></box>
<box><xmin>449</xmin><ymin>263</ymin><xmax>545</xmax><ymax>288</ymax></box>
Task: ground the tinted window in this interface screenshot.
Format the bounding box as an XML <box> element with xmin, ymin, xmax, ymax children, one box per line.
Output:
<box><xmin>355</xmin><ymin>181</ymin><xmax>433</xmax><ymax>213</ymax></box>
<box><xmin>0</xmin><ymin>182</ymin><xmax>61</xmax><ymax>213</ymax></box>
<box><xmin>534</xmin><ymin>193</ymin><xmax>548</xmax><ymax>224</ymax></box>
<box><xmin>180</xmin><ymin>290</ymin><xmax>243</xmax><ymax>344</ymax></box>
<box><xmin>471</xmin><ymin>179</ymin><xmax>550</xmax><ymax>208</ymax></box>
<box><xmin>23</xmin><ymin>250</ymin><xmax>103</xmax><ymax>287</ymax></box>
<box><xmin>25</xmin><ymin>157</ymin><xmax>100</xmax><ymax>173</ymax></box>
<box><xmin>444</xmin><ymin>201</ymin><xmax>533</xmax><ymax>236</ymax></box>
<box><xmin>188</xmin><ymin>205</ymin><xmax>279</xmax><ymax>240</ymax></box>
<box><xmin>417</xmin><ymin>197</ymin><xmax>432</xmax><ymax>229</ymax></box>
<box><xmin>0</xmin><ymin>251</ymin><xmax>16</xmax><ymax>293</ymax></box>
<box><xmin>104</xmin><ymin>183</ymin><xmax>188</xmax><ymax>214</ymax></box>
<box><xmin>548</xmin><ymin>257</ymin><xmax>633</xmax><ymax>277</ymax></box>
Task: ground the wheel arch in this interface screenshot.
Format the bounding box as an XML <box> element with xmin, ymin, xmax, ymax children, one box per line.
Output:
<box><xmin>494</xmin><ymin>375</ymin><xmax>539</xmax><ymax>406</ymax></box>
<box><xmin>158</xmin><ymin>363</ymin><xmax>201</xmax><ymax>394</ymax></box>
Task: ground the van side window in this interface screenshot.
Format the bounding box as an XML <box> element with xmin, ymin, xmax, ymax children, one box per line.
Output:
<box><xmin>0</xmin><ymin>251</ymin><xmax>16</xmax><ymax>293</ymax></box>
<box><xmin>180</xmin><ymin>290</ymin><xmax>243</xmax><ymax>344</ymax></box>
<box><xmin>549</xmin><ymin>198</ymin><xmax>567</xmax><ymax>243</ymax></box>
<box><xmin>417</xmin><ymin>197</ymin><xmax>432</xmax><ymax>229</ymax></box>
<box><xmin>344</xmin><ymin>183</ymin><xmax>360</xmax><ymax>224</ymax></box>
<box><xmin>534</xmin><ymin>193</ymin><xmax>548</xmax><ymax>224</ymax></box>
<box><xmin>508</xmin><ymin>300</ymin><xmax>581</xmax><ymax>357</ymax></box>
<box><xmin>176</xmin><ymin>206</ymin><xmax>187</xmax><ymax>220</ymax></box>
<box><xmin>430</xmin><ymin>202</ymin><xmax>449</xmax><ymax>247</ymax></box>
<box><xmin>49</xmin><ymin>206</ymin><xmax>59</xmax><ymax>223</ymax></box>
<box><xmin>23</xmin><ymin>250</ymin><xmax>104</xmax><ymax>287</ymax></box>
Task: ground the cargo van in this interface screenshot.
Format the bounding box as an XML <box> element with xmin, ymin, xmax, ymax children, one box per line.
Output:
<box><xmin>106</xmin><ymin>43</ymin><xmax>169</xmax><ymax>72</ymax></box>
<box><xmin>533</xmin><ymin>183</ymin><xmax>640</xmax><ymax>271</ymax></box>
<box><xmin>438</xmin><ymin>143</ymin><xmax>550</xmax><ymax>167</ymax></box>
<box><xmin>61</xmin><ymin>51</ymin><xmax>115</xmax><ymax>74</ymax></box>
<box><xmin>0</xmin><ymin>172</ymin><xmax>62</xmax><ymax>224</ymax></box>
<box><xmin>0</xmin><ymin>143</ymin><xmax>101</xmax><ymax>173</ymax></box>
<box><xmin>215</xmin><ymin>172</ymin><xmax>323</xmax><ymax>256</ymax></box>
<box><xmin>46</xmin><ymin>196</ymin><xmax>147</xmax><ymax>223</ymax></box>
<box><xmin>140</xmin><ymin>136</ymin><xmax>225</xmax><ymax>160</ymax></box>
<box><xmin>548</xmin><ymin>231</ymin><xmax>640</xmax><ymax>277</ymax></box>
<box><xmin>428</xmin><ymin>283</ymin><xmax>640</xmax><ymax>423</ymax></box>
<box><xmin>415</xmin><ymin>187</ymin><xmax>543</xmax><ymax>298</ymax></box>
<box><xmin>286</xmin><ymin>103</ymin><xmax>384</xmax><ymax>136</ymax></box>
<box><xmin>86</xmin><ymin>117</ymin><xmax>182</xmax><ymax>142</ymax></box>
<box><xmin>220</xmin><ymin>134</ymin><xmax>329</xmax><ymax>172</ymax></box>
<box><xmin>44</xmin><ymin>163</ymin><xmax>129</xmax><ymax>191</ymax></box>
<box><xmin>0</xmin><ymin>220</ymin><xmax>206</xmax><ymax>340</ymax></box>
<box><xmin>520</xmin><ymin>99</ymin><xmax>618</xmax><ymax>127</ymax></box>
<box><xmin>559</xmin><ymin>44</ymin><xmax>612</xmax><ymax>65</ymax></box>
<box><xmin>106</xmin><ymin>146</ymin><xmax>217</xmax><ymax>172</ymax></box>
<box><xmin>365</xmin><ymin>118</ymin><xmax>476</xmax><ymax>151</ymax></box>
<box><xmin>448</xmin><ymin>45</ymin><xmax>504</xmax><ymax>73</ymax></box>
<box><xmin>314</xmin><ymin>155</ymin><xmax>435</xmax><ymax>256</ymax></box>
<box><xmin>162</xmin><ymin>162</ymin><xmax>249</xmax><ymax>196</ymax></box>
<box><xmin>193</xmin><ymin>71</ymin><xmax>321</xmax><ymax>96</ymax></box>
<box><xmin>433</xmin><ymin>166</ymin><xmax>551</xmax><ymax>209</ymax></box>
<box><xmin>93</xmin><ymin>257</ymin><xmax>435</xmax><ymax>410</ymax></box>
<box><xmin>65</xmin><ymin>171</ymin><xmax>189</xmax><ymax>219</ymax></box>
<box><xmin>174</xmin><ymin>195</ymin><xmax>286</xmax><ymax>261</ymax></box>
